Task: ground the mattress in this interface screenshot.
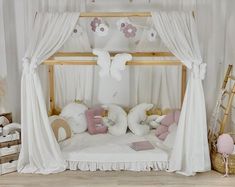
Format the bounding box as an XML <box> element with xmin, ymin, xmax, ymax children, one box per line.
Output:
<box><xmin>60</xmin><ymin>130</ymin><xmax>170</xmax><ymax>171</ymax></box>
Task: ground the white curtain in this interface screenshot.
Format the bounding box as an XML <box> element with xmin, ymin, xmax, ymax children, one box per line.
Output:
<box><xmin>0</xmin><ymin>1</ymin><xmax>7</xmax><ymax>113</ymax></box>
<box><xmin>55</xmin><ymin>24</ymin><xmax>93</xmax><ymax>108</ymax></box>
<box><xmin>130</xmin><ymin>21</ymin><xmax>181</xmax><ymax>109</ymax></box>
<box><xmin>151</xmin><ymin>11</ymin><xmax>210</xmax><ymax>175</ymax></box>
<box><xmin>18</xmin><ymin>12</ymin><xmax>80</xmax><ymax>174</ymax></box>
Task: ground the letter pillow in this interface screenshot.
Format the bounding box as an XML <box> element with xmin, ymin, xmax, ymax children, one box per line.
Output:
<box><xmin>85</xmin><ymin>107</ymin><xmax>108</xmax><ymax>135</ymax></box>
<box><xmin>128</xmin><ymin>103</ymin><xmax>154</xmax><ymax>136</ymax></box>
<box><xmin>155</xmin><ymin>110</ymin><xmax>181</xmax><ymax>141</ymax></box>
<box><xmin>60</xmin><ymin>102</ymin><xmax>88</xmax><ymax>134</ymax></box>
<box><xmin>102</xmin><ymin>104</ymin><xmax>127</xmax><ymax>136</ymax></box>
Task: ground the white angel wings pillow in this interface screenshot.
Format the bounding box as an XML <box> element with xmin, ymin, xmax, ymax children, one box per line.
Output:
<box><xmin>128</xmin><ymin>103</ymin><xmax>154</xmax><ymax>136</ymax></box>
<box><xmin>102</xmin><ymin>104</ymin><xmax>128</xmax><ymax>136</ymax></box>
<box><xmin>93</xmin><ymin>48</ymin><xmax>132</xmax><ymax>81</ymax></box>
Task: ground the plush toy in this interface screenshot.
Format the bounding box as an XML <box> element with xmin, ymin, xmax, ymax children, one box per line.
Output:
<box><xmin>128</xmin><ymin>103</ymin><xmax>153</xmax><ymax>136</ymax></box>
<box><xmin>155</xmin><ymin>110</ymin><xmax>181</xmax><ymax>141</ymax></box>
<box><xmin>85</xmin><ymin>107</ymin><xmax>108</xmax><ymax>135</ymax></box>
<box><xmin>217</xmin><ymin>134</ymin><xmax>234</xmax><ymax>154</ymax></box>
<box><xmin>217</xmin><ymin>134</ymin><xmax>234</xmax><ymax>177</ymax></box>
<box><xmin>102</xmin><ymin>104</ymin><xmax>127</xmax><ymax>136</ymax></box>
<box><xmin>60</xmin><ymin>102</ymin><xmax>88</xmax><ymax>134</ymax></box>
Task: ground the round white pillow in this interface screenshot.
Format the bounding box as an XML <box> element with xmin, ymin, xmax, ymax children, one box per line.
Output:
<box><xmin>102</xmin><ymin>104</ymin><xmax>127</xmax><ymax>136</ymax></box>
<box><xmin>128</xmin><ymin>103</ymin><xmax>153</xmax><ymax>135</ymax></box>
<box><xmin>60</xmin><ymin>102</ymin><xmax>88</xmax><ymax>134</ymax></box>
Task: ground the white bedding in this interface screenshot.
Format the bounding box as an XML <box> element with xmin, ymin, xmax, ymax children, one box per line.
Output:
<box><xmin>60</xmin><ymin>130</ymin><xmax>170</xmax><ymax>171</ymax></box>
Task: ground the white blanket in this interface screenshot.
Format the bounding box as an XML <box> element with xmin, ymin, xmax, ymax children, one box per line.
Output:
<box><xmin>60</xmin><ymin>130</ymin><xmax>169</xmax><ymax>171</ymax></box>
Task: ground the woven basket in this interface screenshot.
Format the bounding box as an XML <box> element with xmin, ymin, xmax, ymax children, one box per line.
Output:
<box><xmin>211</xmin><ymin>146</ymin><xmax>235</xmax><ymax>174</ymax></box>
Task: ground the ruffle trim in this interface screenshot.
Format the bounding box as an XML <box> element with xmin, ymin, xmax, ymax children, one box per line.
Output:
<box><xmin>66</xmin><ymin>160</ymin><xmax>169</xmax><ymax>171</ymax></box>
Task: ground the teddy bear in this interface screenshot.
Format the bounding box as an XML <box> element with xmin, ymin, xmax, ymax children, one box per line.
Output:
<box><xmin>155</xmin><ymin>110</ymin><xmax>181</xmax><ymax>141</ymax></box>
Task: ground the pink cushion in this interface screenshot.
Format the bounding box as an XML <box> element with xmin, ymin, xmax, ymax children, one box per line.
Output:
<box><xmin>161</xmin><ymin>112</ymin><xmax>174</xmax><ymax>126</ymax></box>
<box><xmin>174</xmin><ymin>110</ymin><xmax>181</xmax><ymax>123</ymax></box>
<box><xmin>155</xmin><ymin>110</ymin><xmax>181</xmax><ymax>141</ymax></box>
<box><xmin>158</xmin><ymin>131</ymin><xmax>169</xmax><ymax>141</ymax></box>
<box><xmin>155</xmin><ymin>125</ymin><xmax>168</xmax><ymax>136</ymax></box>
<box><xmin>85</xmin><ymin>107</ymin><xmax>108</xmax><ymax>135</ymax></box>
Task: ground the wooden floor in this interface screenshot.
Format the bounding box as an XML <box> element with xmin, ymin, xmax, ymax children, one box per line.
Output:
<box><xmin>0</xmin><ymin>170</ymin><xmax>235</xmax><ymax>187</ymax></box>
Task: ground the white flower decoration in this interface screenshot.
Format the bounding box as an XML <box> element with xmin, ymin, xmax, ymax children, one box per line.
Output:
<box><xmin>95</xmin><ymin>23</ymin><xmax>109</xmax><ymax>37</ymax></box>
<box><xmin>147</xmin><ymin>28</ymin><xmax>157</xmax><ymax>42</ymax></box>
<box><xmin>116</xmin><ymin>18</ymin><xmax>130</xmax><ymax>31</ymax></box>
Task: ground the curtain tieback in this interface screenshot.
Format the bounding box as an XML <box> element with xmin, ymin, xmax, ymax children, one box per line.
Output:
<box><xmin>22</xmin><ymin>57</ymin><xmax>38</xmax><ymax>74</ymax></box>
<box><xmin>192</xmin><ymin>63</ymin><xmax>207</xmax><ymax>80</ymax></box>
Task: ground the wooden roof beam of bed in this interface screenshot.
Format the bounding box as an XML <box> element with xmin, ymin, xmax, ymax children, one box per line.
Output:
<box><xmin>44</xmin><ymin>51</ymin><xmax>180</xmax><ymax>65</ymax></box>
<box><xmin>53</xmin><ymin>52</ymin><xmax>174</xmax><ymax>57</ymax></box>
<box><xmin>79</xmin><ymin>12</ymin><xmax>195</xmax><ymax>18</ymax></box>
<box><xmin>43</xmin><ymin>60</ymin><xmax>181</xmax><ymax>66</ymax></box>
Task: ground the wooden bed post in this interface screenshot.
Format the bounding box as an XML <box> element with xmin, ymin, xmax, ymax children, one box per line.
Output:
<box><xmin>181</xmin><ymin>65</ymin><xmax>187</xmax><ymax>107</ymax></box>
<box><xmin>48</xmin><ymin>65</ymin><xmax>55</xmax><ymax>116</ymax></box>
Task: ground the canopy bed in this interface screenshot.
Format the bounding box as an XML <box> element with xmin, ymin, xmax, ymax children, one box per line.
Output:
<box><xmin>18</xmin><ymin>11</ymin><xmax>210</xmax><ymax>176</ymax></box>
<box><xmin>44</xmin><ymin>51</ymin><xmax>186</xmax><ymax>115</ymax></box>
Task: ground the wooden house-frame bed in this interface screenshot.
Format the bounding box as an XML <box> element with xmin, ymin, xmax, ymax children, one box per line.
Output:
<box><xmin>44</xmin><ymin>51</ymin><xmax>187</xmax><ymax>115</ymax></box>
<box><xmin>43</xmin><ymin>11</ymin><xmax>193</xmax><ymax>115</ymax></box>
<box><xmin>18</xmin><ymin>10</ymin><xmax>210</xmax><ymax>176</ymax></box>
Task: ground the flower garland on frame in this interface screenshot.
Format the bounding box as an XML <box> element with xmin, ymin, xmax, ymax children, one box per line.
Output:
<box><xmin>89</xmin><ymin>16</ymin><xmax>158</xmax><ymax>41</ymax></box>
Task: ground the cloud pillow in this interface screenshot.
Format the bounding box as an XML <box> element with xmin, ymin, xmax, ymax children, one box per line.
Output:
<box><xmin>60</xmin><ymin>102</ymin><xmax>88</xmax><ymax>134</ymax></box>
<box><xmin>127</xmin><ymin>103</ymin><xmax>154</xmax><ymax>136</ymax></box>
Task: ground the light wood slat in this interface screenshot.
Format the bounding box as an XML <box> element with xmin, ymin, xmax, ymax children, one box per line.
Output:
<box><xmin>54</xmin><ymin>52</ymin><xmax>175</xmax><ymax>57</ymax></box>
<box><xmin>222</xmin><ymin>64</ymin><xmax>233</xmax><ymax>89</ymax></box>
<box><xmin>43</xmin><ymin>60</ymin><xmax>182</xmax><ymax>66</ymax></box>
<box><xmin>80</xmin><ymin>12</ymin><xmax>152</xmax><ymax>17</ymax></box>
<box><xmin>0</xmin><ymin>140</ymin><xmax>21</xmax><ymax>149</ymax></box>
<box><xmin>78</xmin><ymin>11</ymin><xmax>195</xmax><ymax>18</ymax></box>
<box><xmin>181</xmin><ymin>65</ymin><xmax>187</xmax><ymax>106</ymax></box>
<box><xmin>48</xmin><ymin>65</ymin><xmax>55</xmax><ymax>116</ymax></box>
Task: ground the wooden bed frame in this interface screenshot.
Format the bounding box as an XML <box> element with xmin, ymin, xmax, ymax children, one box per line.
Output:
<box><xmin>42</xmin><ymin>11</ymin><xmax>190</xmax><ymax>115</ymax></box>
<box><xmin>44</xmin><ymin>52</ymin><xmax>186</xmax><ymax>115</ymax></box>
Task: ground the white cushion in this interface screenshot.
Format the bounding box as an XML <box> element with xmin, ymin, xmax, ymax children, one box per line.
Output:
<box><xmin>127</xmin><ymin>103</ymin><xmax>153</xmax><ymax>135</ymax></box>
<box><xmin>60</xmin><ymin>103</ymin><xmax>88</xmax><ymax>134</ymax></box>
<box><xmin>146</xmin><ymin>115</ymin><xmax>165</xmax><ymax>129</ymax></box>
<box><xmin>102</xmin><ymin>104</ymin><xmax>127</xmax><ymax>136</ymax></box>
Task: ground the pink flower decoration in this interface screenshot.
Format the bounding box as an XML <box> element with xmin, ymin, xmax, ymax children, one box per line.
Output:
<box><xmin>116</xmin><ymin>18</ymin><xmax>130</xmax><ymax>31</ymax></box>
<box><xmin>90</xmin><ymin>17</ymin><xmax>101</xmax><ymax>32</ymax></box>
<box><xmin>123</xmin><ymin>24</ymin><xmax>137</xmax><ymax>38</ymax></box>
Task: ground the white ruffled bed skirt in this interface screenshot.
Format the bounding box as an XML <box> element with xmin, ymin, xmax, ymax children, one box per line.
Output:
<box><xmin>66</xmin><ymin>160</ymin><xmax>169</xmax><ymax>171</ymax></box>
